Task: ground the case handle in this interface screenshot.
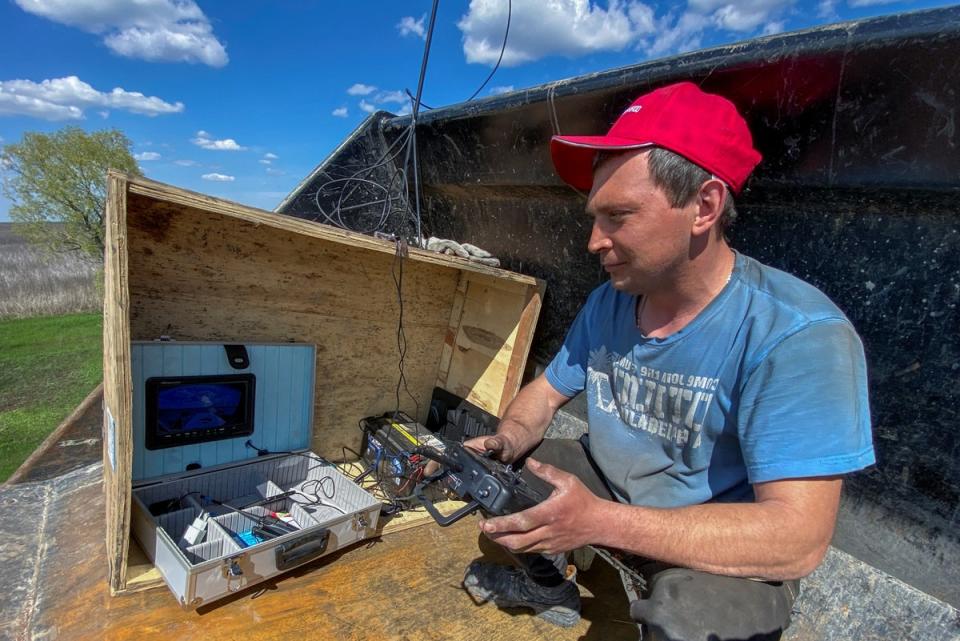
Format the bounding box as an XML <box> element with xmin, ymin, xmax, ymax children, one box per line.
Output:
<box><xmin>275</xmin><ymin>529</ymin><xmax>330</xmax><ymax>571</ymax></box>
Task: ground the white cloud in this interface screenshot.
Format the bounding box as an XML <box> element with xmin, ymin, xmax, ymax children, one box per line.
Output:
<box><xmin>258</xmin><ymin>159</ymin><xmax>271</xmax><ymax>165</ymax></box>
<box><xmin>817</xmin><ymin>0</ymin><xmax>838</xmax><ymax>19</ymax></box>
<box><xmin>349</xmin><ymin>86</ymin><xmax>411</xmax><ymax>116</ymax></box>
<box><xmin>690</xmin><ymin>0</ymin><xmax>793</xmax><ymax>32</ymax></box>
<box><xmin>647</xmin><ymin>11</ymin><xmax>708</xmax><ymax>57</ymax></box>
<box><xmin>134</xmin><ymin>151</ymin><xmax>161</xmax><ymax>161</ymax></box>
<box><xmin>761</xmin><ymin>20</ymin><xmax>785</xmax><ymax>35</ymax></box>
<box><xmin>192</xmin><ymin>130</ymin><xmax>245</xmax><ymax>151</ymax></box>
<box><xmin>458</xmin><ymin>0</ymin><xmax>796</xmax><ymax>64</ymax></box>
<box><xmin>848</xmin><ymin>0</ymin><xmax>901</xmax><ymax>6</ymax></box>
<box><xmin>332</xmin><ymin>106</ymin><xmax>348</xmax><ymax>117</ymax></box>
<box><xmin>458</xmin><ymin>0</ymin><xmax>653</xmax><ymax>66</ymax></box>
<box><xmin>642</xmin><ymin>1</ymin><xmax>793</xmax><ymax>56</ymax></box>
<box><xmin>490</xmin><ymin>85</ymin><xmax>514</xmax><ymax>95</ymax></box>
<box><xmin>0</xmin><ymin>75</ymin><xmax>183</xmax><ymax>121</ymax></box>
<box><xmin>0</xmin><ymin>92</ymin><xmax>83</xmax><ymax>120</ymax></box>
<box><xmin>347</xmin><ymin>83</ymin><xmax>377</xmax><ymax>96</ymax></box>
<box><xmin>265</xmin><ymin>167</ymin><xmax>286</xmax><ymax>176</ymax></box>
<box><xmin>397</xmin><ymin>14</ymin><xmax>426</xmax><ymax>38</ymax></box>
<box><xmin>202</xmin><ymin>172</ymin><xmax>234</xmax><ymax>182</ymax></box>
<box><xmin>14</xmin><ymin>0</ymin><xmax>228</xmax><ymax>66</ymax></box>
<box><xmin>376</xmin><ymin>90</ymin><xmax>407</xmax><ymax>105</ymax></box>
<box><xmin>264</xmin><ymin>152</ymin><xmax>278</xmax><ymax>160</ymax></box>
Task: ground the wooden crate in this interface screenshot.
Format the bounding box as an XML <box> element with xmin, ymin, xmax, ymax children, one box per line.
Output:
<box><xmin>102</xmin><ymin>172</ymin><xmax>545</xmax><ymax>594</ymax></box>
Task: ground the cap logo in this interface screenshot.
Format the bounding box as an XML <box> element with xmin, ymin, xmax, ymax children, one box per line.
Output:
<box><xmin>623</xmin><ymin>105</ymin><xmax>642</xmax><ymax>114</ymax></box>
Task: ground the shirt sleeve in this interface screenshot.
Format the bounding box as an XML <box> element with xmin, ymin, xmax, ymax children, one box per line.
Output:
<box><xmin>544</xmin><ymin>293</ymin><xmax>597</xmax><ymax>398</ymax></box>
<box><xmin>737</xmin><ymin>319</ymin><xmax>876</xmax><ymax>483</ymax></box>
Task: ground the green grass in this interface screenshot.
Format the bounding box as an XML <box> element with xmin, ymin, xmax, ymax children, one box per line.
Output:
<box><xmin>0</xmin><ymin>313</ymin><xmax>102</xmax><ymax>481</ymax></box>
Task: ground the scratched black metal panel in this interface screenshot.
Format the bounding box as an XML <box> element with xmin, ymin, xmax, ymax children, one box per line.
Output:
<box><xmin>279</xmin><ymin>6</ymin><xmax>960</xmax><ymax>606</ymax></box>
<box><xmin>733</xmin><ymin>188</ymin><xmax>960</xmax><ymax>605</ymax></box>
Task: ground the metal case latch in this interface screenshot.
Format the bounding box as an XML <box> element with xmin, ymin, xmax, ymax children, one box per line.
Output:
<box><xmin>222</xmin><ymin>557</ymin><xmax>245</xmax><ymax>592</ymax></box>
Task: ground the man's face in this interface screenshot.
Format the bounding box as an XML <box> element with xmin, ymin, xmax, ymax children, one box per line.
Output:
<box><xmin>585</xmin><ymin>150</ymin><xmax>697</xmax><ymax>296</ymax></box>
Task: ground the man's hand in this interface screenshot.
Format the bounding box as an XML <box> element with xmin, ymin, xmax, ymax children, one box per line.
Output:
<box><xmin>462</xmin><ymin>374</ymin><xmax>571</xmax><ymax>465</ymax></box>
<box><xmin>478</xmin><ymin>458</ymin><xmax>604</xmax><ymax>555</ymax></box>
<box><xmin>462</xmin><ymin>432</ymin><xmax>524</xmax><ymax>464</ymax></box>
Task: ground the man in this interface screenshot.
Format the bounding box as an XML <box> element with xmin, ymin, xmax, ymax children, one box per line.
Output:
<box><xmin>461</xmin><ymin>82</ymin><xmax>875</xmax><ymax>640</ymax></box>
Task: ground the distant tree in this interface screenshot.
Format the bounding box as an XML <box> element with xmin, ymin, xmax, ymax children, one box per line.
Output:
<box><xmin>1</xmin><ymin>127</ymin><xmax>142</xmax><ymax>262</ymax></box>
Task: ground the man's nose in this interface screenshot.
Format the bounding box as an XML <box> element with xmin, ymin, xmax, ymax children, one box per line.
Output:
<box><xmin>588</xmin><ymin>220</ymin><xmax>612</xmax><ymax>254</ymax></box>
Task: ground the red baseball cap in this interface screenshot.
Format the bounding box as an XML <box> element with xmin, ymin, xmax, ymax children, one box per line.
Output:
<box><xmin>550</xmin><ymin>82</ymin><xmax>761</xmax><ymax>194</ymax></box>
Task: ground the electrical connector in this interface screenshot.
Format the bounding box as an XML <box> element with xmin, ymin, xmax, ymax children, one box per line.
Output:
<box><xmin>245</xmin><ymin>439</ymin><xmax>270</xmax><ymax>456</ymax></box>
<box><xmin>183</xmin><ymin>512</ymin><xmax>209</xmax><ymax>546</ymax></box>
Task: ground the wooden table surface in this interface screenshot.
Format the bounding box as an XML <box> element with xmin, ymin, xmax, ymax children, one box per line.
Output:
<box><xmin>28</xmin><ymin>472</ymin><xmax>637</xmax><ymax>641</ymax></box>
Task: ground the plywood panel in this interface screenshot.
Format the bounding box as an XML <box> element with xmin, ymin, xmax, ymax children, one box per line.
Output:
<box><xmin>124</xmin><ymin>194</ymin><xmax>457</xmax><ymax>457</ymax></box>
<box><xmin>441</xmin><ymin>272</ymin><xmax>544</xmax><ymax>416</ymax></box>
<box><xmin>103</xmin><ymin>172</ymin><xmax>134</xmax><ymax>594</ymax></box>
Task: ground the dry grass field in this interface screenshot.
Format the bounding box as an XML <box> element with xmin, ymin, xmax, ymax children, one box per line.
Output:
<box><xmin>0</xmin><ymin>223</ymin><xmax>100</xmax><ymax>318</ymax></box>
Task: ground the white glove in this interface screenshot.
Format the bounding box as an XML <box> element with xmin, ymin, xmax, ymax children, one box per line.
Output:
<box><xmin>424</xmin><ymin>237</ymin><xmax>500</xmax><ymax>267</ymax></box>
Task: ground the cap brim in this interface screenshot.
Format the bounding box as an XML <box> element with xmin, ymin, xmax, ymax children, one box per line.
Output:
<box><xmin>550</xmin><ymin>135</ymin><xmax>653</xmax><ymax>191</ymax></box>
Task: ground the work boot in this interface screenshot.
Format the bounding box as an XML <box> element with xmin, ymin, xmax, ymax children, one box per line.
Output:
<box><xmin>462</xmin><ymin>560</ymin><xmax>581</xmax><ymax>627</ymax></box>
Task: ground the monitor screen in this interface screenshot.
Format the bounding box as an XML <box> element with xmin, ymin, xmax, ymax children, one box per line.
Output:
<box><xmin>145</xmin><ymin>374</ymin><xmax>255</xmax><ymax>450</ymax></box>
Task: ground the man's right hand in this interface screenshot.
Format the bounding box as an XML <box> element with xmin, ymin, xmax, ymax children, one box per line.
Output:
<box><xmin>461</xmin><ymin>374</ymin><xmax>571</xmax><ymax>465</ymax></box>
<box><xmin>463</xmin><ymin>433</ymin><xmax>522</xmax><ymax>464</ymax></box>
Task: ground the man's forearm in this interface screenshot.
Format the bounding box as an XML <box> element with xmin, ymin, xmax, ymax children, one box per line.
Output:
<box><xmin>589</xmin><ymin>478</ymin><xmax>841</xmax><ymax>580</ymax></box>
<box><xmin>494</xmin><ymin>375</ymin><xmax>568</xmax><ymax>460</ymax></box>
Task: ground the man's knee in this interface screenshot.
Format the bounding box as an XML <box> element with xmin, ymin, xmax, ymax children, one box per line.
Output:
<box><xmin>630</xmin><ymin>568</ymin><xmax>798</xmax><ymax>641</ymax></box>
<box><xmin>521</xmin><ymin>437</ymin><xmax>614</xmax><ymax>501</ymax></box>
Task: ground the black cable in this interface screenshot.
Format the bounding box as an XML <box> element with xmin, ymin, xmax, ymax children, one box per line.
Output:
<box><xmin>311</xmin><ymin>127</ymin><xmax>413</xmax><ymax>234</ymax></box>
<box><xmin>244</xmin><ymin>440</ymin><xmax>334</xmax><ymax>467</ymax></box>
<box><xmin>392</xmin><ymin>240</ymin><xmax>420</xmax><ymax>422</ymax></box>
<box><xmin>240</xmin><ymin>441</ymin><xmax>347</xmax><ymax>515</ymax></box>
<box><xmin>405</xmin><ymin>88</ymin><xmax>434</xmax><ymax>111</ymax></box>
<box><xmin>467</xmin><ymin>0</ymin><xmax>511</xmax><ymax>102</ymax></box>
<box><xmin>301</xmin><ymin>476</ymin><xmax>336</xmax><ymax>500</ymax></box>
<box><xmin>406</xmin><ymin>0</ymin><xmax>439</xmax><ymax>244</ymax></box>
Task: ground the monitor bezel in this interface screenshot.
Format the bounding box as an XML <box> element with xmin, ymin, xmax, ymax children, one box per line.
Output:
<box><xmin>144</xmin><ymin>373</ymin><xmax>256</xmax><ymax>451</ymax></box>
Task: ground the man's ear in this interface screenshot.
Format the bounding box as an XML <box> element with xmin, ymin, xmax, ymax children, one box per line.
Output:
<box><xmin>691</xmin><ymin>179</ymin><xmax>726</xmax><ymax>237</ymax></box>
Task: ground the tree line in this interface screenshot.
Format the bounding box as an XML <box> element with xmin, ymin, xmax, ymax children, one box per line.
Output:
<box><xmin>1</xmin><ymin>127</ymin><xmax>142</xmax><ymax>262</ymax></box>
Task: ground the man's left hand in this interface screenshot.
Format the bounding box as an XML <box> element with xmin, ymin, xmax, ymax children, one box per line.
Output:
<box><xmin>478</xmin><ymin>458</ymin><xmax>603</xmax><ymax>555</ymax></box>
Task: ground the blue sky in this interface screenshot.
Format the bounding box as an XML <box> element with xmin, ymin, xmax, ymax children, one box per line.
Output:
<box><xmin>0</xmin><ymin>0</ymin><xmax>950</xmax><ymax>222</ymax></box>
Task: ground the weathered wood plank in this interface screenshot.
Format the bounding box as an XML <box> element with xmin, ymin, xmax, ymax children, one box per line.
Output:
<box><xmin>103</xmin><ymin>172</ymin><xmax>134</xmax><ymax>594</ymax></box>
<box><xmin>122</xmin><ymin>172</ymin><xmax>540</xmax><ymax>286</ymax></box>
<box><xmin>444</xmin><ymin>272</ymin><xmax>540</xmax><ymax>416</ymax></box>
<box><xmin>499</xmin><ymin>280</ymin><xmax>546</xmax><ymax>416</ymax></box>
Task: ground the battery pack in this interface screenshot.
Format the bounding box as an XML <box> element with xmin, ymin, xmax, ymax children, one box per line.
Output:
<box><xmin>360</xmin><ymin>413</ymin><xmax>444</xmax><ymax>499</ymax></box>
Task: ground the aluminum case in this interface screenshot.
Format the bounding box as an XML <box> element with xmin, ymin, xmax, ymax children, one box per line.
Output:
<box><xmin>131</xmin><ymin>451</ymin><xmax>380</xmax><ymax>608</ymax></box>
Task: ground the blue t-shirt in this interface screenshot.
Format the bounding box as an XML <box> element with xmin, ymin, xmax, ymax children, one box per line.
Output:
<box><xmin>545</xmin><ymin>252</ymin><xmax>875</xmax><ymax>508</ymax></box>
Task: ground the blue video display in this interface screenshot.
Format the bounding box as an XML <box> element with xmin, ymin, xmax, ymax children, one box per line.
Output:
<box><xmin>145</xmin><ymin>374</ymin><xmax>255</xmax><ymax>450</ymax></box>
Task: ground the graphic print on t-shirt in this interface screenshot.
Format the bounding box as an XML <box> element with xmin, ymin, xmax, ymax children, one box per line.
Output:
<box><xmin>588</xmin><ymin>346</ymin><xmax>718</xmax><ymax>449</ymax></box>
